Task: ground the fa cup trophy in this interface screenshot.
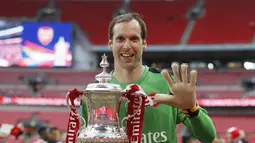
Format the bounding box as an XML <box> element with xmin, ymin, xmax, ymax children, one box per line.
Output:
<box><xmin>66</xmin><ymin>54</ymin><xmax>156</xmax><ymax>143</ymax></box>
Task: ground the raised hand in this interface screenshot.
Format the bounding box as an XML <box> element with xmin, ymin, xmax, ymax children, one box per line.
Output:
<box><xmin>155</xmin><ymin>63</ymin><xmax>197</xmax><ymax>109</ymax></box>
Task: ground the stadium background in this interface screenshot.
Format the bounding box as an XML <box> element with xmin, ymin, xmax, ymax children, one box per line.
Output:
<box><xmin>0</xmin><ymin>0</ymin><xmax>255</xmax><ymax>142</ymax></box>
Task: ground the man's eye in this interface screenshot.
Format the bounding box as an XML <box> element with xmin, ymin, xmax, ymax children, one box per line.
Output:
<box><xmin>117</xmin><ymin>37</ymin><xmax>124</xmax><ymax>41</ymax></box>
<box><xmin>131</xmin><ymin>37</ymin><xmax>139</xmax><ymax>41</ymax></box>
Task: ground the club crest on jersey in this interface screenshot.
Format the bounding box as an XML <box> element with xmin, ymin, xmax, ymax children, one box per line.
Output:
<box><xmin>37</xmin><ymin>26</ymin><xmax>54</xmax><ymax>46</ymax></box>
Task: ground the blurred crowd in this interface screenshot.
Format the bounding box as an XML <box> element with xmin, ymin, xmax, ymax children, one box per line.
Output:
<box><xmin>0</xmin><ymin>73</ymin><xmax>49</xmax><ymax>97</ymax></box>
<box><xmin>17</xmin><ymin>125</ymin><xmax>64</xmax><ymax>143</ymax></box>
<box><xmin>34</xmin><ymin>126</ymin><xmax>64</xmax><ymax>143</ymax></box>
<box><xmin>1</xmin><ymin>121</ymin><xmax>250</xmax><ymax>143</ymax></box>
<box><xmin>0</xmin><ymin>121</ymin><xmax>65</xmax><ymax>143</ymax></box>
<box><xmin>180</xmin><ymin>126</ymin><xmax>249</xmax><ymax>143</ymax></box>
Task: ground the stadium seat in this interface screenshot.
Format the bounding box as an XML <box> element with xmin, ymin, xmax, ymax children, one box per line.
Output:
<box><xmin>189</xmin><ymin>0</ymin><xmax>255</xmax><ymax>44</ymax></box>
<box><xmin>211</xmin><ymin>116</ymin><xmax>255</xmax><ymax>133</ymax></box>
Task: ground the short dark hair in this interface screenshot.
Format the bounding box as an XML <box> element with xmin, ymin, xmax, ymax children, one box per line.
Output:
<box><xmin>108</xmin><ymin>12</ymin><xmax>147</xmax><ymax>41</ymax></box>
<box><xmin>38</xmin><ymin>126</ymin><xmax>48</xmax><ymax>135</ymax></box>
<box><xmin>50</xmin><ymin>126</ymin><xmax>58</xmax><ymax>132</ymax></box>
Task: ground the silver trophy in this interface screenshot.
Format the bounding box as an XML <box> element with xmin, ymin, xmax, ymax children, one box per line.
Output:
<box><xmin>67</xmin><ymin>54</ymin><xmax>142</xmax><ymax>143</ymax></box>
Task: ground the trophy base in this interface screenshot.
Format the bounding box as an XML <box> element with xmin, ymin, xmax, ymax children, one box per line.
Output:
<box><xmin>77</xmin><ymin>124</ymin><xmax>128</xmax><ymax>143</ymax></box>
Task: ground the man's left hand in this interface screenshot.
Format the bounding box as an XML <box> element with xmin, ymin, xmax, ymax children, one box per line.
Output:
<box><xmin>154</xmin><ymin>63</ymin><xmax>197</xmax><ymax>109</ymax></box>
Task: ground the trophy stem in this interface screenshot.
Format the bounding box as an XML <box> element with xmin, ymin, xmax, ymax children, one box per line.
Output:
<box><xmin>80</xmin><ymin>54</ymin><xmax>128</xmax><ymax>142</ymax></box>
<box><xmin>95</xmin><ymin>54</ymin><xmax>112</xmax><ymax>83</ymax></box>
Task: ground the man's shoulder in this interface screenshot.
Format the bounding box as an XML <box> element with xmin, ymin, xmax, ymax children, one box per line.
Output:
<box><xmin>147</xmin><ymin>67</ymin><xmax>173</xmax><ymax>76</ymax></box>
<box><xmin>145</xmin><ymin>67</ymin><xmax>172</xmax><ymax>88</ymax></box>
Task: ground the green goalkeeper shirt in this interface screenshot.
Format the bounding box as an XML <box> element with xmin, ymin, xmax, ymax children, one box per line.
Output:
<box><xmin>81</xmin><ymin>66</ymin><xmax>216</xmax><ymax>143</ymax></box>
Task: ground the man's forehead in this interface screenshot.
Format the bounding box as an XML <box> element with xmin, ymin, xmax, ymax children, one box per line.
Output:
<box><xmin>113</xmin><ymin>19</ymin><xmax>141</xmax><ymax>36</ymax></box>
<box><xmin>114</xmin><ymin>31</ymin><xmax>140</xmax><ymax>37</ymax></box>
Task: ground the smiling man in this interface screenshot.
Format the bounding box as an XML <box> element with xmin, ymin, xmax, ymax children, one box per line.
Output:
<box><xmin>81</xmin><ymin>12</ymin><xmax>216</xmax><ymax>143</ymax></box>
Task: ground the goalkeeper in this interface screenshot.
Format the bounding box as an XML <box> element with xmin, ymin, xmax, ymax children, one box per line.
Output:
<box><xmin>81</xmin><ymin>12</ymin><xmax>216</xmax><ymax>143</ymax></box>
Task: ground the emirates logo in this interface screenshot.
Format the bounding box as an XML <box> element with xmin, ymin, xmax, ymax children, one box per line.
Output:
<box><xmin>37</xmin><ymin>26</ymin><xmax>54</xmax><ymax>46</ymax></box>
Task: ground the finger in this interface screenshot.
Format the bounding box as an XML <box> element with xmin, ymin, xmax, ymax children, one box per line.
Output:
<box><xmin>181</xmin><ymin>63</ymin><xmax>188</xmax><ymax>83</ymax></box>
<box><xmin>154</xmin><ymin>93</ymin><xmax>175</xmax><ymax>107</ymax></box>
<box><xmin>189</xmin><ymin>70</ymin><xmax>197</xmax><ymax>86</ymax></box>
<box><xmin>144</xmin><ymin>96</ymin><xmax>153</xmax><ymax>106</ymax></box>
<box><xmin>161</xmin><ymin>69</ymin><xmax>175</xmax><ymax>87</ymax></box>
<box><xmin>171</xmin><ymin>63</ymin><xmax>181</xmax><ymax>82</ymax></box>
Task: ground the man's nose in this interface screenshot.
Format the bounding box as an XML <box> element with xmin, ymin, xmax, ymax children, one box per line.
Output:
<box><xmin>123</xmin><ymin>40</ymin><xmax>131</xmax><ymax>50</ymax></box>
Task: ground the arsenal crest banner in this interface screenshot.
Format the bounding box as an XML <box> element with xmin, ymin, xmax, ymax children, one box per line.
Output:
<box><xmin>20</xmin><ymin>22</ymin><xmax>73</xmax><ymax>68</ymax></box>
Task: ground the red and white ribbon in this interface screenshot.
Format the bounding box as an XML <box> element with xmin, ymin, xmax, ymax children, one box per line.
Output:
<box><xmin>123</xmin><ymin>84</ymin><xmax>158</xmax><ymax>143</ymax></box>
<box><xmin>66</xmin><ymin>85</ymin><xmax>157</xmax><ymax>143</ymax></box>
<box><xmin>65</xmin><ymin>88</ymin><xmax>82</xmax><ymax>143</ymax></box>
<box><xmin>126</xmin><ymin>84</ymin><xmax>158</xmax><ymax>108</ymax></box>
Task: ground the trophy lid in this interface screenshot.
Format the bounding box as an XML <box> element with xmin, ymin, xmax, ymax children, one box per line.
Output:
<box><xmin>83</xmin><ymin>54</ymin><xmax>123</xmax><ymax>93</ymax></box>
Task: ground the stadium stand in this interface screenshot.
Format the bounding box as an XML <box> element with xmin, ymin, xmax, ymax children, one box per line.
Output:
<box><xmin>1</xmin><ymin>0</ymin><xmax>255</xmax><ymax>45</ymax></box>
<box><xmin>0</xmin><ymin>0</ymin><xmax>255</xmax><ymax>142</ymax></box>
<box><xmin>189</xmin><ymin>0</ymin><xmax>255</xmax><ymax>44</ymax></box>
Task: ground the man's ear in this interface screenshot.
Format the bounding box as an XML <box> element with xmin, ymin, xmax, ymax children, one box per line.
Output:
<box><xmin>143</xmin><ymin>40</ymin><xmax>147</xmax><ymax>50</ymax></box>
<box><xmin>108</xmin><ymin>40</ymin><xmax>113</xmax><ymax>49</ymax></box>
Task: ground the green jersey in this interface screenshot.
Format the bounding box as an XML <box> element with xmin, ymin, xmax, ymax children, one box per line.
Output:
<box><xmin>81</xmin><ymin>66</ymin><xmax>216</xmax><ymax>143</ymax></box>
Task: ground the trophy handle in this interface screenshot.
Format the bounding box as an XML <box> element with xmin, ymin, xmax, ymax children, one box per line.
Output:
<box><xmin>66</xmin><ymin>92</ymin><xmax>86</xmax><ymax>128</ymax></box>
<box><xmin>120</xmin><ymin>95</ymin><xmax>143</xmax><ymax>129</ymax></box>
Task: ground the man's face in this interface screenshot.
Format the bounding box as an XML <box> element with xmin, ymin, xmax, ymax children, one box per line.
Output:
<box><xmin>109</xmin><ymin>19</ymin><xmax>147</xmax><ymax>70</ymax></box>
<box><xmin>51</xmin><ymin>129</ymin><xmax>60</xmax><ymax>141</ymax></box>
<box><xmin>226</xmin><ymin>132</ymin><xmax>232</xmax><ymax>142</ymax></box>
<box><xmin>40</xmin><ymin>131</ymin><xmax>49</xmax><ymax>140</ymax></box>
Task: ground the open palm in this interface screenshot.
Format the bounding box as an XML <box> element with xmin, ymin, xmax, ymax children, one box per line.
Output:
<box><xmin>155</xmin><ymin>63</ymin><xmax>197</xmax><ymax>109</ymax></box>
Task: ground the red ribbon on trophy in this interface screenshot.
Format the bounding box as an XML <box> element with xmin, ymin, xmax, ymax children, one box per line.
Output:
<box><xmin>123</xmin><ymin>84</ymin><xmax>158</xmax><ymax>143</ymax></box>
<box><xmin>66</xmin><ymin>88</ymin><xmax>82</xmax><ymax>143</ymax></box>
<box><xmin>66</xmin><ymin>85</ymin><xmax>158</xmax><ymax>143</ymax></box>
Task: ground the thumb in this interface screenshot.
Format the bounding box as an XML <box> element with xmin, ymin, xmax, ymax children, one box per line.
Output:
<box><xmin>154</xmin><ymin>93</ymin><xmax>176</xmax><ymax>106</ymax></box>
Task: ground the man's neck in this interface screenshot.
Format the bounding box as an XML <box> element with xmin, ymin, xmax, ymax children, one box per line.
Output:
<box><xmin>113</xmin><ymin>64</ymin><xmax>144</xmax><ymax>84</ymax></box>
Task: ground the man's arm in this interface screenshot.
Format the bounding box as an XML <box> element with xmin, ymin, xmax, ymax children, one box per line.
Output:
<box><xmin>156</xmin><ymin>64</ymin><xmax>216</xmax><ymax>142</ymax></box>
<box><xmin>177</xmin><ymin>107</ymin><xmax>217</xmax><ymax>143</ymax></box>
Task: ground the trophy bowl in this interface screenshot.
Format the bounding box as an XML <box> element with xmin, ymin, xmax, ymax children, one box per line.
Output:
<box><xmin>77</xmin><ymin>54</ymin><xmax>129</xmax><ymax>143</ymax></box>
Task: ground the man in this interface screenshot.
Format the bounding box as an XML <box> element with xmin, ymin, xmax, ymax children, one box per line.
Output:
<box><xmin>186</xmin><ymin>137</ymin><xmax>200</xmax><ymax>143</ymax></box>
<box><xmin>180</xmin><ymin>126</ymin><xmax>193</xmax><ymax>143</ymax></box>
<box><xmin>239</xmin><ymin>130</ymin><xmax>248</xmax><ymax>143</ymax></box>
<box><xmin>81</xmin><ymin>12</ymin><xmax>216</xmax><ymax>143</ymax></box>
<box><xmin>37</xmin><ymin>127</ymin><xmax>49</xmax><ymax>142</ymax></box>
<box><xmin>48</xmin><ymin>127</ymin><xmax>62</xmax><ymax>143</ymax></box>
<box><xmin>213</xmin><ymin>137</ymin><xmax>225</xmax><ymax>143</ymax></box>
<box><xmin>226</xmin><ymin>127</ymin><xmax>248</xmax><ymax>143</ymax></box>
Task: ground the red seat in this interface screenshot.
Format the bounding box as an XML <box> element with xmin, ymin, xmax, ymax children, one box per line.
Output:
<box><xmin>197</xmin><ymin>90</ymin><xmax>243</xmax><ymax>98</ymax></box>
<box><xmin>129</xmin><ymin>1</ymin><xmax>195</xmax><ymax>45</ymax></box>
<box><xmin>0</xmin><ymin>111</ymin><xmax>69</xmax><ymax>131</ymax></box>
<box><xmin>0</xmin><ymin>69</ymin><xmax>99</xmax><ymax>85</ymax></box>
<box><xmin>211</xmin><ymin>116</ymin><xmax>255</xmax><ymax>133</ymax></box>
<box><xmin>1</xmin><ymin>0</ymin><xmax>254</xmax><ymax>45</ymax></box>
<box><xmin>189</xmin><ymin>0</ymin><xmax>255</xmax><ymax>44</ymax></box>
<box><xmin>198</xmin><ymin>70</ymin><xmax>255</xmax><ymax>85</ymax></box>
<box><xmin>0</xmin><ymin>0</ymin><xmax>194</xmax><ymax>45</ymax></box>
<box><xmin>39</xmin><ymin>88</ymin><xmax>68</xmax><ymax>97</ymax></box>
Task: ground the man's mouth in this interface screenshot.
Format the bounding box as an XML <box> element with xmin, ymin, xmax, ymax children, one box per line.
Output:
<box><xmin>121</xmin><ymin>53</ymin><xmax>134</xmax><ymax>58</ymax></box>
